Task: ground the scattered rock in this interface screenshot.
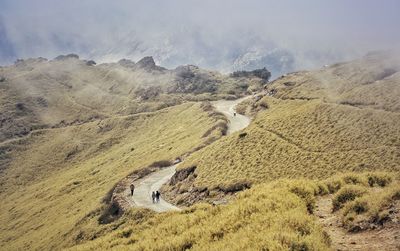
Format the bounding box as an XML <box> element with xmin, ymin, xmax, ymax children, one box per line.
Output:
<box><xmin>86</xmin><ymin>60</ymin><xmax>96</xmax><ymax>66</ymax></box>
<box><xmin>15</xmin><ymin>103</ymin><xmax>26</xmax><ymax>111</ymax></box>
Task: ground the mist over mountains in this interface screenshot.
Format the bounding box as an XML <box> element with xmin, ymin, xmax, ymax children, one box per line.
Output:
<box><xmin>1</xmin><ymin>0</ymin><xmax>400</xmax><ymax>77</ymax></box>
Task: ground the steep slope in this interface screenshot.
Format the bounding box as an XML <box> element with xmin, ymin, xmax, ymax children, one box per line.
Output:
<box><xmin>0</xmin><ymin>102</ymin><xmax>225</xmax><ymax>251</ymax></box>
<box><xmin>168</xmin><ymin>52</ymin><xmax>400</xmax><ymax>199</ymax></box>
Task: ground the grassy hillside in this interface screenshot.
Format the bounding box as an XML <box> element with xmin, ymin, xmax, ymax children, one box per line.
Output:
<box><xmin>167</xmin><ymin>52</ymin><xmax>400</xmax><ymax>202</ymax></box>
<box><xmin>0</xmin><ymin>56</ymin><xmax>264</xmax><ymax>142</ymax></box>
<box><xmin>69</xmin><ymin>172</ymin><xmax>399</xmax><ymax>251</ymax></box>
<box><xmin>0</xmin><ymin>103</ymin><xmax>223</xmax><ymax>251</ymax></box>
<box><xmin>2</xmin><ymin>52</ymin><xmax>399</xmax><ymax>250</ymax></box>
<box><xmin>67</xmin><ymin>53</ymin><xmax>400</xmax><ymax>250</ymax></box>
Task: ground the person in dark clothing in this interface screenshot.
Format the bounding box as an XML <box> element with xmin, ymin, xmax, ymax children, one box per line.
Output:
<box><xmin>152</xmin><ymin>191</ymin><xmax>156</xmax><ymax>203</ymax></box>
<box><xmin>130</xmin><ymin>183</ymin><xmax>135</xmax><ymax>196</ymax></box>
<box><xmin>155</xmin><ymin>191</ymin><xmax>161</xmax><ymax>203</ymax></box>
<box><xmin>233</xmin><ymin>112</ymin><xmax>236</xmax><ymax>117</ymax></box>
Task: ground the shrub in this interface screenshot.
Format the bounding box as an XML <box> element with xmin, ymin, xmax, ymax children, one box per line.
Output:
<box><xmin>343</xmin><ymin>198</ymin><xmax>369</xmax><ymax>216</ymax></box>
<box><xmin>98</xmin><ymin>202</ymin><xmax>121</xmax><ymax>224</ymax></box>
<box><xmin>257</xmin><ymin>99</ymin><xmax>269</xmax><ymax>109</ymax></box>
<box><xmin>231</xmin><ymin>67</ymin><xmax>271</xmax><ymax>81</ymax></box>
<box><xmin>342</xmin><ymin>173</ymin><xmax>366</xmax><ymax>186</ymax></box>
<box><xmin>238</xmin><ymin>132</ymin><xmax>247</xmax><ymax>138</ymax></box>
<box><xmin>366</xmin><ymin>173</ymin><xmax>392</xmax><ymax>187</ymax></box>
<box><xmin>289</xmin><ymin>183</ymin><xmax>317</xmax><ymax>213</ymax></box>
<box><xmin>149</xmin><ymin>160</ymin><xmax>173</xmax><ymax>168</ymax></box>
<box><xmin>202</xmin><ymin>121</ymin><xmax>228</xmax><ymax>138</ymax></box>
<box><xmin>316</xmin><ymin>183</ymin><xmax>329</xmax><ymax>195</ymax></box>
<box><xmin>332</xmin><ymin>185</ymin><xmax>367</xmax><ymax>211</ymax></box>
<box><xmin>324</xmin><ymin>178</ymin><xmax>343</xmax><ymax>194</ymax></box>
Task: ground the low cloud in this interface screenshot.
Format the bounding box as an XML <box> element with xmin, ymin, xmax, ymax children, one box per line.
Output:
<box><xmin>1</xmin><ymin>0</ymin><xmax>399</xmax><ymax>75</ymax></box>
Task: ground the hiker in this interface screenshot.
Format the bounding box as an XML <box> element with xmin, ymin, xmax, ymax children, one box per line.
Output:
<box><xmin>233</xmin><ymin>112</ymin><xmax>236</xmax><ymax>117</ymax></box>
<box><xmin>155</xmin><ymin>191</ymin><xmax>161</xmax><ymax>203</ymax></box>
<box><xmin>130</xmin><ymin>183</ymin><xmax>135</xmax><ymax>196</ymax></box>
<box><xmin>152</xmin><ymin>191</ymin><xmax>156</xmax><ymax>203</ymax></box>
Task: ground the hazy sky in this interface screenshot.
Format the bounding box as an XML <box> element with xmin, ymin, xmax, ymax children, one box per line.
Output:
<box><xmin>0</xmin><ymin>0</ymin><xmax>399</xmax><ymax>71</ymax></box>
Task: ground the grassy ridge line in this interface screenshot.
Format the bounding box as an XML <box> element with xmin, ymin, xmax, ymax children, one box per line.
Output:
<box><xmin>0</xmin><ymin>57</ymin><xmax>265</xmax><ymax>142</ymax></box>
<box><xmin>0</xmin><ymin>102</ymin><xmax>224</xmax><ymax>251</ymax></box>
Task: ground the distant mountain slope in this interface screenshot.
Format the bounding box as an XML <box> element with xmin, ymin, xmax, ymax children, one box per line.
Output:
<box><xmin>0</xmin><ymin>55</ymin><xmax>267</xmax><ymax>142</ymax></box>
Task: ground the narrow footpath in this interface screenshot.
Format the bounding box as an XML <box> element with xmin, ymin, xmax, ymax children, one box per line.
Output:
<box><xmin>124</xmin><ymin>97</ymin><xmax>251</xmax><ymax>212</ymax></box>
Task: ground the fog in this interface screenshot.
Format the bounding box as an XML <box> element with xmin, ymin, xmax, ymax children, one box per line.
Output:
<box><xmin>1</xmin><ymin>0</ymin><xmax>399</xmax><ymax>75</ymax></box>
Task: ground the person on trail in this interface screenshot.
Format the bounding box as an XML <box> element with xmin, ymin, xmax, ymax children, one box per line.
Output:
<box><xmin>233</xmin><ymin>112</ymin><xmax>236</xmax><ymax>117</ymax></box>
<box><xmin>152</xmin><ymin>191</ymin><xmax>156</xmax><ymax>203</ymax></box>
<box><xmin>155</xmin><ymin>191</ymin><xmax>161</xmax><ymax>203</ymax></box>
<box><xmin>130</xmin><ymin>183</ymin><xmax>135</xmax><ymax>196</ymax></box>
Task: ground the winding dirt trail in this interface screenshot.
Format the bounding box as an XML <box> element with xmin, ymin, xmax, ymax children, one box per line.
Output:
<box><xmin>124</xmin><ymin>97</ymin><xmax>251</xmax><ymax>212</ymax></box>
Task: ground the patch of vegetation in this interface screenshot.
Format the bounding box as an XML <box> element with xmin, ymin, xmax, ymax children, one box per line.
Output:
<box><xmin>316</xmin><ymin>172</ymin><xmax>400</xmax><ymax>232</ymax></box>
<box><xmin>332</xmin><ymin>185</ymin><xmax>367</xmax><ymax>211</ymax></box>
<box><xmin>149</xmin><ymin>160</ymin><xmax>173</xmax><ymax>168</ymax></box>
<box><xmin>68</xmin><ymin>179</ymin><xmax>331</xmax><ymax>251</ymax></box>
<box><xmin>231</xmin><ymin>67</ymin><xmax>271</xmax><ymax>82</ymax></box>
<box><xmin>340</xmin><ymin>182</ymin><xmax>400</xmax><ymax>231</ymax></box>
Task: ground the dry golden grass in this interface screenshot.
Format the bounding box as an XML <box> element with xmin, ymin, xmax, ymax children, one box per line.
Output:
<box><xmin>269</xmin><ymin>52</ymin><xmax>400</xmax><ymax>112</ymax></box>
<box><xmin>69</xmin><ymin>172</ymin><xmax>399</xmax><ymax>251</ymax></box>
<box><xmin>69</xmin><ymin>179</ymin><xmax>332</xmax><ymax>251</ymax></box>
<box><xmin>0</xmin><ymin>57</ymin><xmax>258</xmax><ymax>142</ymax></box>
<box><xmin>2</xmin><ymin>53</ymin><xmax>399</xmax><ymax>250</ymax></box>
<box><xmin>178</xmin><ymin>96</ymin><xmax>400</xmax><ymax>192</ymax></box>
<box><xmin>0</xmin><ymin>103</ymin><xmax>222</xmax><ymax>251</ymax></box>
<box><xmin>172</xmin><ymin>53</ymin><xmax>400</xmax><ymax>194</ymax></box>
<box><xmin>327</xmin><ymin>173</ymin><xmax>400</xmax><ymax>231</ymax></box>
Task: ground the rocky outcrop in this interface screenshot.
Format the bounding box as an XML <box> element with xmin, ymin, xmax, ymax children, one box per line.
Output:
<box><xmin>169</xmin><ymin>166</ymin><xmax>197</xmax><ymax>186</ymax></box>
<box><xmin>54</xmin><ymin>54</ymin><xmax>79</xmax><ymax>61</ymax></box>
<box><xmin>118</xmin><ymin>57</ymin><xmax>166</xmax><ymax>72</ymax></box>
<box><xmin>85</xmin><ymin>60</ymin><xmax>96</xmax><ymax>66</ymax></box>
<box><xmin>136</xmin><ymin>56</ymin><xmax>166</xmax><ymax>71</ymax></box>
